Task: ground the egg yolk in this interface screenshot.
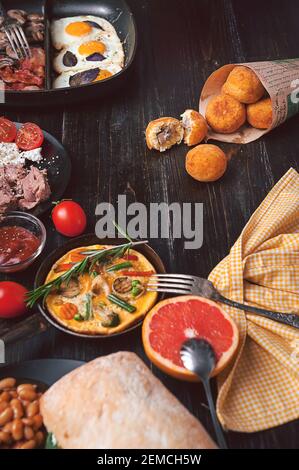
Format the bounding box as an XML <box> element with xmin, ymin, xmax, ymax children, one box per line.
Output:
<box><xmin>78</xmin><ymin>41</ymin><xmax>106</xmax><ymax>56</ymax></box>
<box><xmin>65</xmin><ymin>22</ymin><xmax>92</xmax><ymax>36</ymax></box>
<box><xmin>95</xmin><ymin>70</ymin><xmax>112</xmax><ymax>81</ymax></box>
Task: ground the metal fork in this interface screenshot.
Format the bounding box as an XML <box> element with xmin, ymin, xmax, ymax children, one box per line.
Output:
<box><xmin>0</xmin><ymin>2</ymin><xmax>31</xmax><ymax>59</ymax></box>
<box><xmin>147</xmin><ymin>274</ymin><xmax>299</xmax><ymax>329</ymax></box>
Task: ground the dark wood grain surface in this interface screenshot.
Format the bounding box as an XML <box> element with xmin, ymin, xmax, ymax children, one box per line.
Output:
<box><xmin>1</xmin><ymin>0</ymin><xmax>299</xmax><ymax>449</ymax></box>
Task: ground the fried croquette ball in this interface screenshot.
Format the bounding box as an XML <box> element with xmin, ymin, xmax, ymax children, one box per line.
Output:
<box><xmin>180</xmin><ymin>109</ymin><xmax>208</xmax><ymax>146</ymax></box>
<box><xmin>247</xmin><ymin>97</ymin><xmax>273</xmax><ymax>129</ymax></box>
<box><xmin>185</xmin><ymin>144</ymin><xmax>227</xmax><ymax>182</ymax></box>
<box><xmin>146</xmin><ymin>117</ymin><xmax>184</xmax><ymax>152</ymax></box>
<box><xmin>205</xmin><ymin>94</ymin><xmax>246</xmax><ymax>134</ymax></box>
<box><xmin>222</xmin><ymin>66</ymin><xmax>265</xmax><ymax>104</ymax></box>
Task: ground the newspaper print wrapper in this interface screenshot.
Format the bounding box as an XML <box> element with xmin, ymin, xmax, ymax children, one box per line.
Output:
<box><xmin>199</xmin><ymin>59</ymin><xmax>299</xmax><ymax>143</ymax></box>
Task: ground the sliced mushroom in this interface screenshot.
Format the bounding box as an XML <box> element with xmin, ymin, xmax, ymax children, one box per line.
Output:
<box><xmin>0</xmin><ymin>32</ymin><xmax>8</xmax><ymax>49</ymax></box>
<box><xmin>6</xmin><ymin>45</ymin><xmax>18</xmax><ymax>59</ymax></box>
<box><xmin>27</xmin><ymin>14</ymin><xmax>44</xmax><ymax>22</ymax></box>
<box><xmin>25</xmin><ymin>24</ymin><xmax>44</xmax><ymax>43</ymax></box>
<box><xmin>59</xmin><ymin>278</ymin><xmax>81</xmax><ymax>299</ymax></box>
<box><xmin>0</xmin><ymin>56</ymin><xmax>15</xmax><ymax>68</ymax></box>
<box><xmin>101</xmin><ymin>310</ymin><xmax>120</xmax><ymax>328</ymax></box>
<box><xmin>91</xmin><ymin>275</ymin><xmax>110</xmax><ymax>296</ymax></box>
<box><xmin>112</xmin><ymin>277</ymin><xmax>145</xmax><ymax>299</ymax></box>
<box><xmin>7</xmin><ymin>10</ymin><xmax>27</xmax><ymax>25</ymax></box>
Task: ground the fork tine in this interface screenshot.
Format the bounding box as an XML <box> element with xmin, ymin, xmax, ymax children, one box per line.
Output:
<box><xmin>147</xmin><ymin>287</ymin><xmax>191</xmax><ymax>294</ymax></box>
<box><xmin>150</xmin><ymin>273</ymin><xmax>195</xmax><ymax>280</ymax></box>
<box><xmin>149</xmin><ymin>277</ymin><xmax>193</xmax><ymax>285</ymax></box>
<box><xmin>9</xmin><ymin>28</ymin><xmax>25</xmax><ymax>59</ymax></box>
<box><xmin>5</xmin><ymin>29</ymin><xmax>21</xmax><ymax>59</ymax></box>
<box><xmin>16</xmin><ymin>25</ymin><xmax>31</xmax><ymax>58</ymax></box>
<box><xmin>147</xmin><ymin>282</ymin><xmax>193</xmax><ymax>289</ymax></box>
<box><xmin>13</xmin><ymin>26</ymin><xmax>28</xmax><ymax>59</ymax></box>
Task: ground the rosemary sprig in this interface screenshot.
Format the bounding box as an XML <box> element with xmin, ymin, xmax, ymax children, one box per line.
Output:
<box><xmin>26</xmin><ymin>240</ymin><xmax>148</xmax><ymax>308</ymax></box>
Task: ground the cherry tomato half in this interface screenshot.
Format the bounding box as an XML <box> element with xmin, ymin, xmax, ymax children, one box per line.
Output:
<box><xmin>0</xmin><ymin>117</ymin><xmax>17</xmax><ymax>142</ymax></box>
<box><xmin>52</xmin><ymin>200</ymin><xmax>87</xmax><ymax>237</ymax></box>
<box><xmin>0</xmin><ymin>281</ymin><xmax>28</xmax><ymax>318</ymax></box>
<box><xmin>15</xmin><ymin>122</ymin><xmax>44</xmax><ymax>150</ymax></box>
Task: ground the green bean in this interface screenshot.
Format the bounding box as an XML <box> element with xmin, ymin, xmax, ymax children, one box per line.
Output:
<box><xmin>108</xmin><ymin>294</ymin><xmax>136</xmax><ymax>313</ymax></box>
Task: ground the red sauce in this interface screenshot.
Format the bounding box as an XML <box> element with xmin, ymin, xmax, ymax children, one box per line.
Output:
<box><xmin>0</xmin><ymin>226</ymin><xmax>40</xmax><ymax>266</ymax></box>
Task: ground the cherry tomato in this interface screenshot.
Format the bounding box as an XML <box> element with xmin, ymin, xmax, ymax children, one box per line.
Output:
<box><xmin>52</xmin><ymin>200</ymin><xmax>87</xmax><ymax>237</ymax></box>
<box><xmin>0</xmin><ymin>117</ymin><xmax>17</xmax><ymax>142</ymax></box>
<box><xmin>0</xmin><ymin>281</ymin><xmax>28</xmax><ymax>318</ymax></box>
<box><xmin>15</xmin><ymin>122</ymin><xmax>44</xmax><ymax>150</ymax></box>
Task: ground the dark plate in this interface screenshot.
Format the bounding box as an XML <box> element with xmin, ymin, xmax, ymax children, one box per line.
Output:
<box><xmin>0</xmin><ymin>358</ymin><xmax>84</xmax><ymax>387</ymax></box>
<box><xmin>14</xmin><ymin>122</ymin><xmax>71</xmax><ymax>217</ymax></box>
<box><xmin>1</xmin><ymin>0</ymin><xmax>137</xmax><ymax>106</ymax></box>
<box><xmin>34</xmin><ymin>234</ymin><xmax>166</xmax><ymax>339</ymax></box>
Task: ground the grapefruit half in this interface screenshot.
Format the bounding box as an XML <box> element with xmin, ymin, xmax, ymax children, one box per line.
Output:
<box><xmin>142</xmin><ymin>295</ymin><xmax>239</xmax><ymax>382</ymax></box>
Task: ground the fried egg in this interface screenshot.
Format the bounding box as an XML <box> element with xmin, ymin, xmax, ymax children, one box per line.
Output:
<box><xmin>51</xmin><ymin>15</ymin><xmax>118</xmax><ymax>50</ymax></box>
<box><xmin>53</xmin><ymin>36</ymin><xmax>124</xmax><ymax>74</ymax></box>
<box><xmin>53</xmin><ymin>63</ymin><xmax>122</xmax><ymax>88</ymax></box>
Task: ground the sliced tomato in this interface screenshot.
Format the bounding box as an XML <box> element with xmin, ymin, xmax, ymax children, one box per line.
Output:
<box><xmin>120</xmin><ymin>270</ymin><xmax>155</xmax><ymax>277</ymax></box>
<box><xmin>54</xmin><ymin>262</ymin><xmax>76</xmax><ymax>273</ymax></box>
<box><xmin>122</xmin><ymin>254</ymin><xmax>139</xmax><ymax>261</ymax></box>
<box><xmin>0</xmin><ymin>117</ymin><xmax>17</xmax><ymax>142</ymax></box>
<box><xmin>15</xmin><ymin>122</ymin><xmax>44</xmax><ymax>150</ymax></box>
<box><xmin>70</xmin><ymin>252</ymin><xmax>88</xmax><ymax>262</ymax></box>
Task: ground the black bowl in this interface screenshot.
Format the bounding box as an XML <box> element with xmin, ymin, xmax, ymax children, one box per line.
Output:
<box><xmin>1</xmin><ymin>0</ymin><xmax>137</xmax><ymax>107</ymax></box>
<box><xmin>0</xmin><ymin>359</ymin><xmax>85</xmax><ymax>387</ymax></box>
<box><xmin>34</xmin><ymin>234</ymin><xmax>165</xmax><ymax>339</ymax></box>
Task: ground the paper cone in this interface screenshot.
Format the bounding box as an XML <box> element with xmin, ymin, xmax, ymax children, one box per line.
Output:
<box><xmin>199</xmin><ymin>59</ymin><xmax>299</xmax><ymax>143</ymax></box>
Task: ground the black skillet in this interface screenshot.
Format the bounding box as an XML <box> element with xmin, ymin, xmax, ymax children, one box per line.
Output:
<box><xmin>34</xmin><ymin>234</ymin><xmax>166</xmax><ymax>339</ymax></box>
<box><xmin>0</xmin><ymin>0</ymin><xmax>137</xmax><ymax>107</ymax></box>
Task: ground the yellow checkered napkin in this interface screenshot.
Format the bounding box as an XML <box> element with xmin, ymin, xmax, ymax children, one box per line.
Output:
<box><xmin>209</xmin><ymin>168</ymin><xmax>299</xmax><ymax>432</ymax></box>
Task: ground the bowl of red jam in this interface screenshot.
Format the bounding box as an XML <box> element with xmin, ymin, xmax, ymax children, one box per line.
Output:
<box><xmin>0</xmin><ymin>212</ymin><xmax>46</xmax><ymax>273</ymax></box>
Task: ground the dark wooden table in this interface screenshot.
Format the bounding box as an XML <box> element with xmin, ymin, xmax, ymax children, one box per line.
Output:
<box><xmin>1</xmin><ymin>0</ymin><xmax>299</xmax><ymax>449</ymax></box>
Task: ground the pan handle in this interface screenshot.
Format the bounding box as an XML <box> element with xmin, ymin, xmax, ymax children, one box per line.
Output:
<box><xmin>1</xmin><ymin>314</ymin><xmax>49</xmax><ymax>345</ymax></box>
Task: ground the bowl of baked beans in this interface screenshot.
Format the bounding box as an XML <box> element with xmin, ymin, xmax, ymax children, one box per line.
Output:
<box><xmin>0</xmin><ymin>377</ymin><xmax>46</xmax><ymax>449</ymax></box>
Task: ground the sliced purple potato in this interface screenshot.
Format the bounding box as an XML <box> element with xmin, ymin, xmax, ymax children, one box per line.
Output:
<box><xmin>62</xmin><ymin>51</ymin><xmax>78</xmax><ymax>67</ymax></box>
<box><xmin>69</xmin><ymin>68</ymin><xmax>100</xmax><ymax>87</ymax></box>
<box><xmin>86</xmin><ymin>52</ymin><xmax>105</xmax><ymax>62</ymax></box>
<box><xmin>84</xmin><ymin>20</ymin><xmax>104</xmax><ymax>31</ymax></box>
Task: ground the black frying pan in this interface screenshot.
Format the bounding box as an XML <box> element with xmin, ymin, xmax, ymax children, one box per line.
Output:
<box><xmin>0</xmin><ymin>0</ymin><xmax>137</xmax><ymax>107</ymax></box>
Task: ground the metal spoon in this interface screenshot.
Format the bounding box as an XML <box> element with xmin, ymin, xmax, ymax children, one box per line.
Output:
<box><xmin>180</xmin><ymin>338</ymin><xmax>228</xmax><ymax>449</ymax></box>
